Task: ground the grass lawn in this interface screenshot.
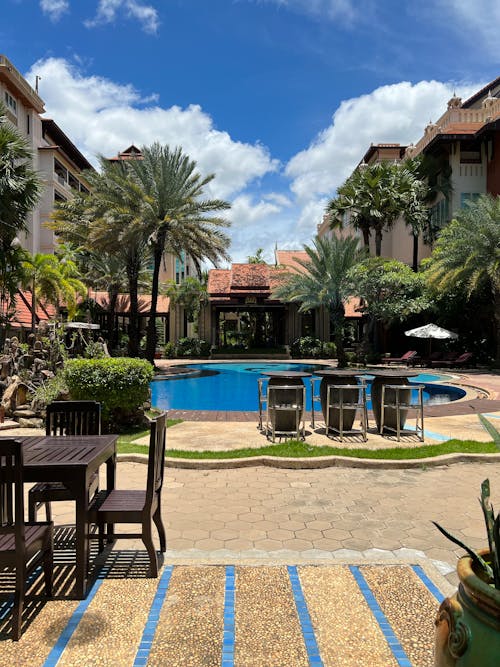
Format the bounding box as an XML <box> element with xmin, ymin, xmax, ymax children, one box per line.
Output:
<box><xmin>117</xmin><ymin>423</ymin><xmax>499</xmax><ymax>460</ymax></box>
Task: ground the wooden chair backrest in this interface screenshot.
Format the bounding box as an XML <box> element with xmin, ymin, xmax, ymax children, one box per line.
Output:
<box><xmin>46</xmin><ymin>401</ymin><xmax>101</xmax><ymax>436</ymax></box>
<box><xmin>145</xmin><ymin>413</ymin><xmax>167</xmax><ymax>506</ymax></box>
<box><xmin>0</xmin><ymin>439</ymin><xmax>25</xmax><ymax>552</ymax></box>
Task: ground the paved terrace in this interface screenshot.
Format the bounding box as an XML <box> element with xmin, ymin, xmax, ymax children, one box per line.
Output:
<box><xmin>1</xmin><ymin>367</ymin><xmax>499</xmax><ymax>664</ymax></box>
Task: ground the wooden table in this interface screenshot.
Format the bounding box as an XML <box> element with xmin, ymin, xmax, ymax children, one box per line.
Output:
<box><xmin>10</xmin><ymin>434</ymin><xmax>117</xmax><ymax>599</ymax></box>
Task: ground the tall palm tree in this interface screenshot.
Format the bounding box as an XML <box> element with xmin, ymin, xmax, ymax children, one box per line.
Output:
<box><xmin>425</xmin><ymin>194</ymin><xmax>500</xmax><ymax>366</ymax></box>
<box><xmin>328</xmin><ymin>161</ymin><xmax>427</xmax><ymax>261</ymax></box>
<box><xmin>272</xmin><ymin>235</ymin><xmax>366</xmax><ymax>367</ymax></box>
<box><xmin>21</xmin><ymin>253</ymin><xmax>86</xmax><ymax>330</ymax></box>
<box><xmin>50</xmin><ymin>163</ymin><xmax>151</xmax><ymax>356</ymax></box>
<box><xmin>125</xmin><ymin>144</ymin><xmax>231</xmax><ymax>363</ymax></box>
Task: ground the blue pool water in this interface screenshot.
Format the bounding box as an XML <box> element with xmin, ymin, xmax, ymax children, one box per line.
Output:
<box><xmin>150</xmin><ymin>362</ymin><xmax>465</xmax><ymax>412</ymax></box>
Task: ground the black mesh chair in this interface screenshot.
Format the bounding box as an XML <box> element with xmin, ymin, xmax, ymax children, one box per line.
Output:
<box><xmin>0</xmin><ymin>439</ymin><xmax>53</xmax><ymax>640</ymax></box>
<box><xmin>28</xmin><ymin>401</ymin><xmax>102</xmax><ymax>522</ymax></box>
<box><xmin>88</xmin><ymin>413</ymin><xmax>167</xmax><ymax>578</ymax></box>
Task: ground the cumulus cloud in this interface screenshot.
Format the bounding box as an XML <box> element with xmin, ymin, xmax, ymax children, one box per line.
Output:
<box><xmin>26</xmin><ymin>57</ymin><xmax>277</xmax><ymax>200</ymax></box>
<box><xmin>85</xmin><ymin>0</ymin><xmax>159</xmax><ymax>34</ymax></box>
<box><xmin>286</xmin><ymin>79</ymin><xmax>481</xmax><ymax>204</ymax></box>
<box><xmin>40</xmin><ymin>0</ymin><xmax>69</xmax><ymax>21</ymax></box>
<box><xmin>438</xmin><ymin>1</ymin><xmax>500</xmax><ymax>57</ymax></box>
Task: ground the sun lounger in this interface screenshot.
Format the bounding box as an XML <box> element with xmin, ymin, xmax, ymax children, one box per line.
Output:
<box><xmin>387</xmin><ymin>350</ymin><xmax>418</xmax><ymax>365</ymax></box>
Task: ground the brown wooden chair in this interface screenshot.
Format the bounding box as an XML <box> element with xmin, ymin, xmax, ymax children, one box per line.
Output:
<box><xmin>0</xmin><ymin>439</ymin><xmax>53</xmax><ymax>640</ymax></box>
<box><xmin>28</xmin><ymin>401</ymin><xmax>102</xmax><ymax>522</ymax></box>
<box><xmin>88</xmin><ymin>413</ymin><xmax>167</xmax><ymax>577</ymax></box>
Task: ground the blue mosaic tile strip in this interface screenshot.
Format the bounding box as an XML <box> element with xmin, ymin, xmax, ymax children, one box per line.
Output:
<box><xmin>350</xmin><ymin>566</ymin><xmax>412</xmax><ymax>667</ymax></box>
<box><xmin>221</xmin><ymin>565</ymin><xmax>235</xmax><ymax>667</ymax></box>
<box><xmin>423</xmin><ymin>429</ymin><xmax>449</xmax><ymax>442</ymax></box>
<box><xmin>484</xmin><ymin>413</ymin><xmax>500</xmax><ymax>419</ymax></box>
<box><xmin>132</xmin><ymin>565</ymin><xmax>174</xmax><ymax>667</ymax></box>
<box><xmin>287</xmin><ymin>566</ymin><xmax>324</xmax><ymax>667</ymax></box>
<box><xmin>411</xmin><ymin>565</ymin><xmax>445</xmax><ymax>604</ymax></box>
<box><xmin>42</xmin><ymin>577</ymin><xmax>104</xmax><ymax>667</ymax></box>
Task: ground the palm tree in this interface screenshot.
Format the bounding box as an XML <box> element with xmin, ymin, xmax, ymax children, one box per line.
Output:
<box><xmin>272</xmin><ymin>235</ymin><xmax>366</xmax><ymax>367</ymax></box>
<box><xmin>21</xmin><ymin>253</ymin><xmax>86</xmax><ymax>331</ymax></box>
<box><xmin>125</xmin><ymin>144</ymin><xmax>231</xmax><ymax>363</ymax></box>
<box><xmin>0</xmin><ymin>102</ymin><xmax>42</xmax><ymax>342</ymax></box>
<box><xmin>328</xmin><ymin>161</ymin><xmax>427</xmax><ymax>261</ymax></box>
<box><xmin>50</xmin><ymin>163</ymin><xmax>151</xmax><ymax>356</ymax></box>
<box><xmin>425</xmin><ymin>194</ymin><xmax>500</xmax><ymax>366</ymax></box>
<box><xmin>164</xmin><ymin>276</ymin><xmax>208</xmax><ymax>334</ymax></box>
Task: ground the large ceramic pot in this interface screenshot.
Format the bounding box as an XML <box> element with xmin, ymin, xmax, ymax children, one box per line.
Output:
<box><xmin>435</xmin><ymin>551</ymin><xmax>500</xmax><ymax>666</ymax></box>
<box><xmin>267</xmin><ymin>377</ymin><xmax>304</xmax><ymax>435</ymax></box>
<box><xmin>370</xmin><ymin>374</ymin><xmax>414</xmax><ymax>433</ymax></box>
<box><xmin>319</xmin><ymin>374</ymin><xmax>360</xmax><ymax>432</ymax></box>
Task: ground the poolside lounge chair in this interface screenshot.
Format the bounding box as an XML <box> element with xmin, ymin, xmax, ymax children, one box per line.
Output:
<box><xmin>387</xmin><ymin>351</ymin><xmax>418</xmax><ymax>366</ymax></box>
<box><xmin>445</xmin><ymin>352</ymin><xmax>473</xmax><ymax>368</ymax></box>
<box><xmin>430</xmin><ymin>352</ymin><xmax>459</xmax><ymax>367</ymax></box>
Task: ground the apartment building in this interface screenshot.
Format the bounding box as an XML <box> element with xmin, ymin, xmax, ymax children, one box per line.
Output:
<box><xmin>0</xmin><ymin>54</ymin><xmax>92</xmax><ymax>254</ymax></box>
<box><xmin>320</xmin><ymin>78</ymin><xmax>500</xmax><ymax>266</ymax></box>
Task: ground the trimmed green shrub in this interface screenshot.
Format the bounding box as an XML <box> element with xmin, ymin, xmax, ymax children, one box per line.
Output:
<box><xmin>291</xmin><ymin>336</ymin><xmax>324</xmax><ymax>358</ymax></box>
<box><xmin>64</xmin><ymin>358</ymin><xmax>154</xmax><ymax>429</ymax></box>
<box><xmin>166</xmin><ymin>337</ymin><xmax>210</xmax><ymax>358</ymax></box>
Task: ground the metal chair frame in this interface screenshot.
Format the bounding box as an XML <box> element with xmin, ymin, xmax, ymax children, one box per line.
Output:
<box><xmin>257</xmin><ymin>377</ymin><xmax>268</xmax><ymax>431</ymax></box>
<box><xmin>380</xmin><ymin>383</ymin><xmax>425</xmax><ymax>441</ymax></box>
<box><xmin>310</xmin><ymin>377</ymin><xmax>321</xmax><ymax>429</ymax></box>
<box><xmin>266</xmin><ymin>384</ymin><xmax>306</xmax><ymax>442</ymax></box>
<box><xmin>325</xmin><ymin>383</ymin><xmax>368</xmax><ymax>442</ymax></box>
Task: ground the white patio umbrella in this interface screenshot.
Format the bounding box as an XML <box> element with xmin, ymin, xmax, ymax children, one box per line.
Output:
<box><xmin>404</xmin><ymin>323</ymin><xmax>458</xmax><ymax>356</ymax></box>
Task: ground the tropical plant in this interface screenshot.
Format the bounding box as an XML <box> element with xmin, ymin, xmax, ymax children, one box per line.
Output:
<box><xmin>272</xmin><ymin>235</ymin><xmax>366</xmax><ymax>367</ymax></box>
<box><xmin>124</xmin><ymin>143</ymin><xmax>231</xmax><ymax>363</ymax></box>
<box><xmin>424</xmin><ymin>194</ymin><xmax>500</xmax><ymax>366</ymax></box>
<box><xmin>248</xmin><ymin>248</ymin><xmax>266</xmax><ymax>264</ymax></box>
<box><xmin>21</xmin><ymin>253</ymin><xmax>86</xmax><ymax>331</ymax></box>
<box><xmin>348</xmin><ymin>256</ymin><xmax>429</xmax><ymax>354</ymax></box>
<box><xmin>328</xmin><ymin>160</ymin><xmax>428</xmax><ymax>259</ymax></box>
<box><xmin>50</xmin><ymin>162</ymin><xmax>151</xmax><ymax>356</ymax></box>
<box><xmin>164</xmin><ymin>276</ymin><xmax>208</xmax><ymax>329</ymax></box>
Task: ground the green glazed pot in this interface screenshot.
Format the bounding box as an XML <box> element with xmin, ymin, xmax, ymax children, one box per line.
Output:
<box><xmin>435</xmin><ymin>551</ymin><xmax>500</xmax><ymax>666</ymax></box>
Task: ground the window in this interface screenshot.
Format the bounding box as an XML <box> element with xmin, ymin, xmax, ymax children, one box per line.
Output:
<box><xmin>175</xmin><ymin>251</ymin><xmax>186</xmax><ymax>284</ymax></box>
<box><xmin>460</xmin><ymin>193</ymin><xmax>481</xmax><ymax>208</ymax></box>
<box><xmin>460</xmin><ymin>140</ymin><xmax>481</xmax><ymax>164</ymax></box>
<box><xmin>430</xmin><ymin>198</ymin><xmax>449</xmax><ymax>230</ymax></box>
<box><xmin>26</xmin><ymin>113</ymin><xmax>30</xmax><ymax>134</ymax></box>
<box><xmin>4</xmin><ymin>91</ymin><xmax>17</xmax><ymax>115</ymax></box>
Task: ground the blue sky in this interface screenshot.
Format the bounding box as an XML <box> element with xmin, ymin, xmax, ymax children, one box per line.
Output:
<box><xmin>3</xmin><ymin>1</ymin><xmax>499</xmax><ymax>263</ymax></box>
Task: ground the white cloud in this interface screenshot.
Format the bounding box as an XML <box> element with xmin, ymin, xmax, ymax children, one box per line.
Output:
<box><xmin>40</xmin><ymin>0</ymin><xmax>69</xmax><ymax>21</ymax></box>
<box><xmin>286</xmin><ymin>79</ymin><xmax>481</xmax><ymax>205</ymax></box>
<box><xmin>26</xmin><ymin>57</ymin><xmax>277</xmax><ymax>203</ymax></box>
<box><xmin>256</xmin><ymin>0</ymin><xmax>360</xmax><ymax>22</ymax></box>
<box><xmin>439</xmin><ymin>1</ymin><xmax>500</xmax><ymax>56</ymax></box>
<box><xmin>85</xmin><ymin>0</ymin><xmax>159</xmax><ymax>34</ymax></box>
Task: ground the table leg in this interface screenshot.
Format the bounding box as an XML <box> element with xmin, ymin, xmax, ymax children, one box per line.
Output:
<box><xmin>74</xmin><ymin>478</ymin><xmax>89</xmax><ymax>599</ymax></box>
<box><xmin>106</xmin><ymin>452</ymin><xmax>116</xmax><ymax>543</ymax></box>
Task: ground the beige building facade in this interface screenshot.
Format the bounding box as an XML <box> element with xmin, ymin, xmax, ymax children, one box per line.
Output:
<box><xmin>320</xmin><ymin>78</ymin><xmax>500</xmax><ymax>266</ymax></box>
<box><xmin>0</xmin><ymin>54</ymin><xmax>92</xmax><ymax>254</ymax></box>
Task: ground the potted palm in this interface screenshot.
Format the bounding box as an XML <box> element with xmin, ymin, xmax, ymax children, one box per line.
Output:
<box><xmin>433</xmin><ymin>417</ymin><xmax>500</xmax><ymax>667</ymax></box>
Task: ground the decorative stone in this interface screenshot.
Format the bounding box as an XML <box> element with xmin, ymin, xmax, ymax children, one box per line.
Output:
<box><xmin>18</xmin><ymin>417</ymin><xmax>44</xmax><ymax>429</ymax></box>
<box><xmin>13</xmin><ymin>409</ymin><xmax>37</xmax><ymax>418</ymax></box>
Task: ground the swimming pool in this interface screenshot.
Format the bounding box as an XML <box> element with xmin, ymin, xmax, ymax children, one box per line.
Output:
<box><xmin>150</xmin><ymin>362</ymin><xmax>465</xmax><ymax>412</ymax></box>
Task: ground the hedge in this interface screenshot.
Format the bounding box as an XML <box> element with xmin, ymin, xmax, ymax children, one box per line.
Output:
<box><xmin>64</xmin><ymin>358</ymin><xmax>154</xmax><ymax>426</ymax></box>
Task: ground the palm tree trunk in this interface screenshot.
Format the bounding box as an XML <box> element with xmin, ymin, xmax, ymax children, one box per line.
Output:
<box><xmin>108</xmin><ymin>287</ymin><xmax>119</xmax><ymax>350</ymax></box>
<box><xmin>146</xmin><ymin>232</ymin><xmax>166</xmax><ymax>364</ymax></box>
<box><xmin>412</xmin><ymin>233</ymin><xmax>419</xmax><ymax>272</ymax></box>
<box><xmin>375</xmin><ymin>229</ymin><xmax>383</xmax><ymax>256</ymax></box>
<box><xmin>331</xmin><ymin>304</ymin><xmax>347</xmax><ymax>368</ymax></box>
<box><xmin>126</xmin><ymin>261</ymin><xmax>140</xmax><ymax>357</ymax></box>
<box><xmin>494</xmin><ymin>283</ymin><xmax>500</xmax><ymax>368</ymax></box>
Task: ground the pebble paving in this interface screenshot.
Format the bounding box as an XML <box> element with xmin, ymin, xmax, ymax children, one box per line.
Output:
<box><xmin>0</xmin><ymin>563</ymin><xmax>443</xmax><ymax>666</ymax></box>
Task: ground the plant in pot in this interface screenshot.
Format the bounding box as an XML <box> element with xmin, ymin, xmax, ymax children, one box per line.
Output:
<box><xmin>433</xmin><ymin>415</ymin><xmax>500</xmax><ymax>667</ymax></box>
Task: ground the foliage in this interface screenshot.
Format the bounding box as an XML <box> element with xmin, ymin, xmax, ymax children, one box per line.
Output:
<box><xmin>31</xmin><ymin>373</ymin><xmax>69</xmax><ymax>411</ymax></box>
<box><xmin>434</xmin><ymin>416</ymin><xmax>500</xmax><ymax>590</ymax></box>
<box><xmin>164</xmin><ymin>277</ymin><xmax>208</xmax><ymax>324</ymax></box>
<box><xmin>291</xmin><ymin>336</ymin><xmax>326</xmax><ymax>358</ymax></box>
<box><xmin>165</xmin><ymin>337</ymin><xmax>210</xmax><ymax>358</ymax></box>
<box><xmin>424</xmin><ymin>194</ymin><xmax>500</xmax><ymax>365</ymax></box>
<box><xmin>64</xmin><ymin>357</ymin><xmax>154</xmax><ymax>427</ymax></box>
<box><xmin>328</xmin><ymin>160</ymin><xmax>428</xmax><ymax>257</ymax></box>
<box><xmin>124</xmin><ymin>143</ymin><xmax>231</xmax><ymax>362</ymax></box>
<box><xmin>248</xmin><ymin>248</ymin><xmax>266</xmax><ymax>264</ymax></box>
<box><xmin>349</xmin><ymin>257</ymin><xmax>429</xmax><ymax>322</ymax></box>
<box><xmin>272</xmin><ymin>235</ymin><xmax>365</xmax><ymax>367</ymax></box>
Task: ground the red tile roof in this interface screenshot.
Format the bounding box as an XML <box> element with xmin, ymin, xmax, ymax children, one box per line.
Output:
<box><xmin>90</xmin><ymin>291</ymin><xmax>170</xmax><ymax>314</ymax></box>
<box><xmin>6</xmin><ymin>291</ymin><xmax>56</xmax><ymax>328</ymax></box>
<box><xmin>275</xmin><ymin>250</ymin><xmax>309</xmax><ymax>273</ymax></box>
